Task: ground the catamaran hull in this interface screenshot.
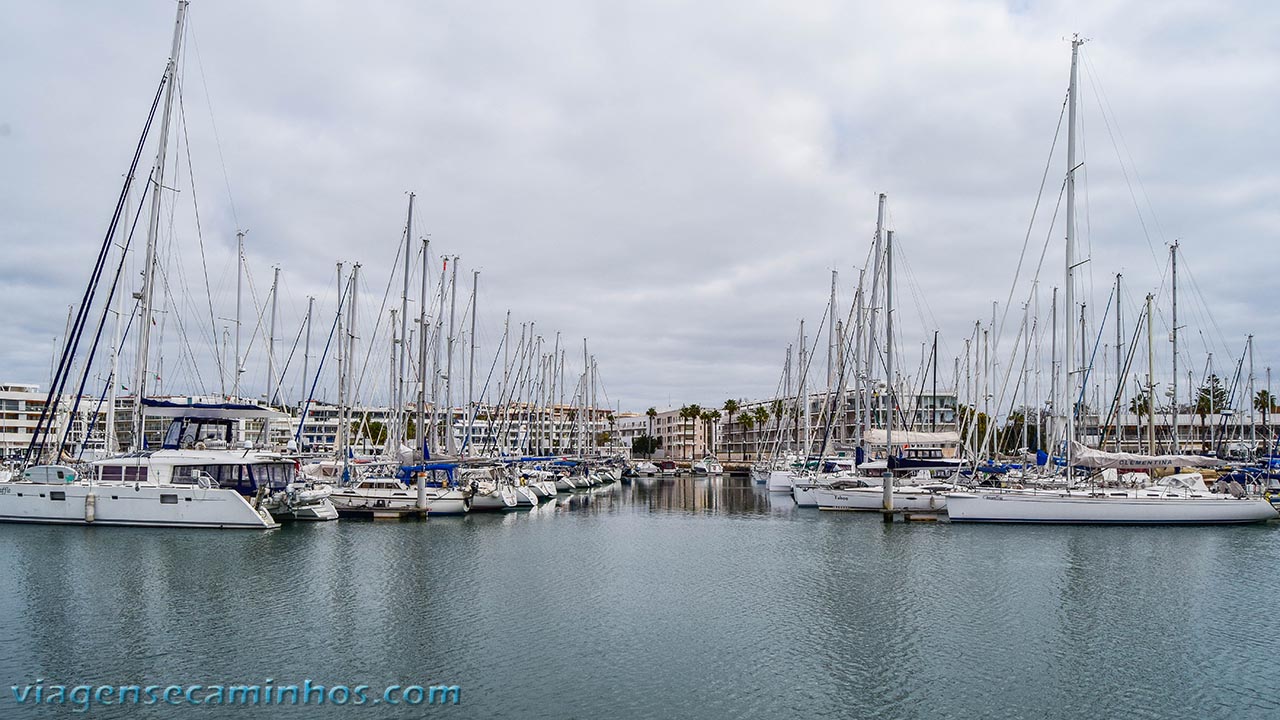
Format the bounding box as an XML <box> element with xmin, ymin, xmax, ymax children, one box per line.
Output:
<box><xmin>0</xmin><ymin>482</ymin><xmax>278</xmax><ymax>529</ymax></box>
<box><xmin>946</xmin><ymin>492</ymin><xmax>1279</xmax><ymax>524</ymax></box>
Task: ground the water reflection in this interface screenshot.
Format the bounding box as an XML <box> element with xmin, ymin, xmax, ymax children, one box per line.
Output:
<box><xmin>4</xmin><ymin>479</ymin><xmax>1280</xmax><ymax>720</ymax></box>
<box><xmin>628</xmin><ymin>474</ymin><xmax>773</xmax><ymax>515</ymax></box>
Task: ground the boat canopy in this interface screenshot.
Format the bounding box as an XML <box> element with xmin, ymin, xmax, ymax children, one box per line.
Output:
<box><xmin>1070</xmin><ymin>441</ymin><xmax>1224</xmax><ymax>469</ymax></box>
<box><xmin>142</xmin><ymin>398</ymin><xmax>287</xmax><ymax>420</ymax></box>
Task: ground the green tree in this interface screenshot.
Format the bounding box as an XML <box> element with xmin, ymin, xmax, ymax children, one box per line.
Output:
<box><xmin>632</xmin><ymin>434</ymin><xmax>661</xmax><ymax>457</ymax></box>
<box><xmin>701</xmin><ymin>409</ymin><xmax>721</xmax><ymax>457</ymax></box>
<box><xmin>753</xmin><ymin>406</ymin><xmax>771</xmax><ymax>459</ymax></box>
<box><xmin>739</xmin><ymin>413</ymin><xmax>756</xmax><ymax>460</ymax></box>
<box><xmin>722</xmin><ymin>399</ymin><xmax>741</xmax><ymax>460</ymax></box>
<box><xmin>1128</xmin><ymin>390</ymin><xmax>1151</xmax><ymax>416</ymax></box>
<box><xmin>957</xmin><ymin>404</ymin><xmax>990</xmax><ymax>459</ymax></box>
<box><xmin>1255</xmin><ymin>390</ymin><xmax>1275</xmax><ymax>439</ymax></box>
<box><xmin>681</xmin><ymin>404</ymin><xmax>702</xmax><ymax>460</ymax></box>
<box><xmin>1195</xmin><ymin>375</ymin><xmax>1229</xmax><ymax>451</ymax></box>
<box><xmin>352</xmin><ymin>420</ymin><xmax>388</xmax><ymax>449</ymax></box>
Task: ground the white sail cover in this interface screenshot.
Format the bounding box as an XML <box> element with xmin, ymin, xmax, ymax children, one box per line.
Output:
<box><xmin>1069</xmin><ymin>441</ymin><xmax>1224</xmax><ymax>469</ymax></box>
<box><xmin>862</xmin><ymin>429</ymin><xmax>960</xmax><ymax>445</ymax></box>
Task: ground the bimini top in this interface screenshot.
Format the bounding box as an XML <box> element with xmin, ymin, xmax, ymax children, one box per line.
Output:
<box><xmin>141</xmin><ymin>398</ymin><xmax>288</xmax><ymax>420</ymax></box>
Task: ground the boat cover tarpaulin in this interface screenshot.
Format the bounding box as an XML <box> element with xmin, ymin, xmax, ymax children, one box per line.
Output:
<box><xmin>862</xmin><ymin>429</ymin><xmax>960</xmax><ymax>445</ymax></box>
<box><xmin>141</xmin><ymin>398</ymin><xmax>288</xmax><ymax>420</ymax></box>
<box><xmin>1070</xmin><ymin>441</ymin><xmax>1224</xmax><ymax>469</ymax></box>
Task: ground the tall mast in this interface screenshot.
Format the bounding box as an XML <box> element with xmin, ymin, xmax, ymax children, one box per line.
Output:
<box><xmin>267</xmin><ymin>266</ymin><xmax>279</xmax><ymax>407</ymax></box>
<box><xmin>1064</xmin><ymin>35</ymin><xmax>1081</xmax><ymax>473</ymax></box>
<box><xmin>1146</xmin><ymin>293</ymin><xmax>1156</xmax><ymax>453</ymax></box>
<box><xmin>1115</xmin><ymin>273</ymin><xmax>1123</xmax><ymax>450</ymax></box>
<box><xmin>1249</xmin><ymin>334</ymin><xmax>1256</xmax><ymax>454</ymax></box>
<box><xmin>131</xmin><ymin>0</ymin><xmax>188</xmax><ymax>449</ymax></box>
<box><xmin>346</xmin><ymin>264</ymin><xmax>360</xmax><ymax>468</ymax></box>
<box><xmin>468</xmin><ymin>270</ymin><xmax>478</xmax><ymax>434</ymax></box>
<box><xmin>335</xmin><ymin>263</ymin><xmax>345</xmax><ymax>458</ymax></box>
<box><xmin>233</xmin><ymin>230</ymin><xmax>244</xmax><ymax>400</ymax></box>
<box><xmin>1170</xmin><ymin>241</ymin><xmax>1180</xmax><ymax>452</ymax></box>
<box><xmin>828</xmin><ymin>269</ymin><xmax>837</xmax><ymax>391</ymax></box>
<box><xmin>864</xmin><ymin>193</ymin><xmax>886</xmax><ymax>456</ymax></box>
<box><xmin>850</xmin><ymin>268</ymin><xmax>865</xmax><ymax>446</ymax></box>
<box><xmin>302</xmin><ymin>296</ymin><xmax>313</xmax><ymax>414</ymax></box>
<box><xmin>799</xmin><ymin>320</ymin><xmax>808</xmax><ymax>456</ymax></box>
<box><xmin>932</xmin><ymin>330</ymin><xmax>939</xmax><ymax>433</ymax></box>
<box><xmin>416</xmin><ymin>236</ymin><xmax>429</xmax><ymax>457</ymax></box>
<box><xmin>397</xmin><ymin>192</ymin><xmax>414</xmax><ymax>454</ymax></box>
<box><xmin>106</xmin><ymin>211</ymin><xmax>127</xmax><ymax>453</ymax></box>
<box><xmin>389</xmin><ymin>308</ymin><xmax>398</xmax><ymax>455</ymax></box>
<box><xmin>444</xmin><ymin>257</ymin><xmax>459</xmax><ymax>455</ymax></box>
<box><xmin>882</xmin><ymin>229</ymin><xmax>895</xmax><ymax>514</ymax></box>
<box><xmin>431</xmin><ymin>258</ymin><xmax>446</xmax><ymax>452</ymax></box>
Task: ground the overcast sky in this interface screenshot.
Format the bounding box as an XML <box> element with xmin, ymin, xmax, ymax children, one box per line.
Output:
<box><xmin>1</xmin><ymin>0</ymin><xmax>1276</xmax><ymax>414</ymax></box>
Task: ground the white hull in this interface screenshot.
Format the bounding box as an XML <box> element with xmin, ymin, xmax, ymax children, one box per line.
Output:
<box><xmin>513</xmin><ymin>486</ymin><xmax>539</xmax><ymax>506</ymax></box>
<box><xmin>271</xmin><ymin>499</ymin><xmax>339</xmax><ymax>521</ymax></box>
<box><xmin>423</xmin><ymin>488</ymin><xmax>471</xmax><ymax>515</ymax></box>
<box><xmin>0</xmin><ymin>481</ymin><xmax>278</xmax><ymax>529</ymax></box>
<box><xmin>554</xmin><ymin>477</ymin><xmax>578</xmax><ymax>492</ymax></box>
<box><xmin>766</xmin><ymin>470</ymin><xmax>795</xmax><ymax>493</ymax></box>
<box><xmin>471</xmin><ymin>487</ymin><xmax>518</xmax><ymax>511</ymax></box>
<box><xmin>946</xmin><ymin>491</ymin><xmax>1279</xmax><ymax>524</ymax></box>
<box><xmin>791</xmin><ymin>482</ymin><xmax>823</xmax><ymax>507</ymax></box>
<box><xmin>815</xmin><ymin>486</ymin><xmax>946</xmax><ymax>512</ymax></box>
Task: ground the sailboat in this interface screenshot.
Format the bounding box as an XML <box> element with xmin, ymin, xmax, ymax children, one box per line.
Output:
<box><xmin>946</xmin><ymin>37</ymin><xmax>1277</xmax><ymax>525</ymax></box>
<box><xmin>0</xmin><ymin>2</ymin><xmax>281</xmax><ymax>530</ymax></box>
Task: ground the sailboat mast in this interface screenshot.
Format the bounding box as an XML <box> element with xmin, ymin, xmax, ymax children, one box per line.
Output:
<box><xmin>301</xmin><ymin>296</ymin><xmax>313</xmax><ymax>416</ymax></box>
<box><xmin>469</xmin><ymin>270</ymin><xmax>478</xmax><ymax>432</ymax></box>
<box><xmin>1146</xmin><ymin>293</ymin><xmax>1156</xmax><ymax>453</ymax></box>
<box><xmin>233</xmin><ymin>230</ymin><xmax>243</xmax><ymax>400</ymax></box>
<box><xmin>444</xmin><ymin>258</ymin><xmax>458</xmax><ymax>455</ymax></box>
<box><xmin>1170</xmin><ymin>241</ymin><xmax>1180</xmax><ymax>452</ymax></box>
<box><xmin>1115</xmin><ymin>273</ymin><xmax>1122</xmax><ymax>450</ymax></box>
<box><xmin>416</xmin><ymin>237</ymin><xmax>429</xmax><ymax>457</ymax></box>
<box><xmin>335</xmin><ymin>263</ymin><xmax>345</xmax><ymax>458</ymax></box>
<box><xmin>267</xmin><ymin>266</ymin><xmax>279</xmax><ymax>407</ymax></box>
<box><xmin>1249</xmin><ymin>334</ymin><xmax>1257</xmax><ymax>454</ymax></box>
<box><xmin>865</xmin><ymin>193</ymin><xmax>886</xmax><ymax>456</ymax></box>
<box><xmin>882</xmin><ymin>229</ymin><xmax>895</xmax><ymax>514</ymax></box>
<box><xmin>131</xmin><ymin>0</ymin><xmax>188</xmax><ymax>449</ymax></box>
<box><xmin>1064</xmin><ymin>35</ymin><xmax>1081</xmax><ymax>473</ymax></box>
<box><xmin>397</xmin><ymin>193</ymin><xmax>414</xmax><ymax>453</ymax></box>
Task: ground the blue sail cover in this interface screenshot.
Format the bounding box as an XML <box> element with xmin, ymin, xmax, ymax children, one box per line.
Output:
<box><xmin>1036</xmin><ymin>449</ymin><xmax>1049</xmax><ymax>467</ymax></box>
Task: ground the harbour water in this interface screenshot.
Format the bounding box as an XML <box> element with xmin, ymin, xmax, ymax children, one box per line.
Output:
<box><xmin>2</xmin><ymin>476</ymin><xmax>1278</xmax><ymax>719</ymax></box>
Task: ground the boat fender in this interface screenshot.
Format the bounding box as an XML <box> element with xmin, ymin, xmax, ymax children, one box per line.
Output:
<box><xmin>85</xmin><ymin>493</ymin><xmax>96</xmax><ymax>523</ymax></box>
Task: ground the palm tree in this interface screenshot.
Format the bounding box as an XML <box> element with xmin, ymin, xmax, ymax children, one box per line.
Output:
<box><xmin>684</xmin><ymin>404</ymin><xmax>702</xmax><ymax>460</ymax></box>
<box><xmin>646</xmin><ymin>407</ymin><xmax>658</xmax><ymax>458</ymax></box>
<box><xmin>1255</xmin><ymin>391</ymin><xmax>1275</xmax><ymax>443</ymax></box>
<box><xmin>722</xmin><ymin>399</ymin><xmax>740</xmax><ymax>460</ymax></box>
<box><xmin>753</xmin><ymin>406</ymin><xmax>770</xmax><ymax>460</ymax></box>
<box><xmin>739</xmin><ymin>413</ymin><xmax>756</xmax><ymax>460</ymax></box>
<box><xmin>702</xmin><ymin>409</ymin><xmax>721</xmax><ymax>458</ymax></box>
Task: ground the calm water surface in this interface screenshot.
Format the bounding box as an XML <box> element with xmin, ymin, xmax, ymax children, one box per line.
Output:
<box><xmin>2</xmin><ymin>476</ymin><xmax>1279</xmax><ymax>719</ymax></box>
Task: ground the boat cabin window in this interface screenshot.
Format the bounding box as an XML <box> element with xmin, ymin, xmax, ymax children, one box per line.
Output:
<box><xmin>50</xmin><ymin>491</ymin><xmax>65</xmax><ymax>501</ymax></box>
<box><xmin>99</xmin><ymin>465</ymin><xmax>148</xmax><ymax>483</ymax></box>
<box><xmin>162</xmin><ymin>417</ymin><xmax>236</xmax><ymax>450</ymax></box>
<box><xmin>160</xmin><ymin>494</ymin><xmax>178</xmax><ymax>504</ymax></box>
